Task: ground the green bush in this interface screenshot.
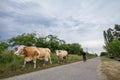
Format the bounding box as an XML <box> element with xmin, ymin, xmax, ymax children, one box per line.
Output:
<box><xmin>106</xmin><ymin>40</ymin><xmax>120</xmax><ymax>58</ymax></box>
<box><xmin>50</xmin><ymin>53</ymin><xmax>58</xmax><ymax>63</ymax></box>
<box><xmin>0</xmin><ymin>41</ymin><xmax>8</xmax><ymax>54</ymax></box>
<box><xmin>87</xmin><ymin>53</ymin><xmax>97</xmax><ymax>59</ymax></box>
<box><xmin>100</xmin><ymin>52</ymin><xmax>107</xmax><ymax>56</ymax></box>
<box><xmin>0</xmin><ymin>53</ymin><xmax>13</xmax><ymax>64</ymax></box>
<box><xmin>0</xmin><ymin>52</ymin><xmax>24</xmax><ymax>67</ymax></box>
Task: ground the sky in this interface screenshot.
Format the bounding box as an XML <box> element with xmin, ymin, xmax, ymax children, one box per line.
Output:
<box><xmin>0</xmin><ymin>0</ymin><xmax>120</xmax><ymax>55</ymax></box>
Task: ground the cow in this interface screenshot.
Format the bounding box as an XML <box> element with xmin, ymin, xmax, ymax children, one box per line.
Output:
<box><xmin>55</xmin><ymin>50</ymin><xmax>68</xmax><ymax>63</ymax></box>
<box><xmin>14</xmin><ymin>45</ymin><xmax>40</xmax><ymax>68</ymax></box>
<box><xmin>44</xmin><ymin>48</ymin><xmax>51</xmax><ymax>54</ymax></box>
<box><xmin>38</xmin><ymin>48</ymin><xmax>52</xmax><ymax>66</ymax></box>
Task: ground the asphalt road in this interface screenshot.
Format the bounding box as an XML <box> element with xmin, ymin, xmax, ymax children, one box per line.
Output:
<box><xmin>5</xmin><ymin>57</ymin><xmax>101</xmax><ymax>80</ymax></box>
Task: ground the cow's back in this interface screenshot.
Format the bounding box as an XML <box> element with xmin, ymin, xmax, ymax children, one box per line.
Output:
<box><xmin>24</xmin><ymin>47</ymin><xmax>40</xmax><ymax>57</ymax></box>
<box><xmin>45</xmin><ymin>48</ymin><xmax>51</xmax><ymax>53</ymax></box>
<box><xmin>38</xmin><ymin>48</ymin><xmax>49</xmax><ymax>58</ymax></box>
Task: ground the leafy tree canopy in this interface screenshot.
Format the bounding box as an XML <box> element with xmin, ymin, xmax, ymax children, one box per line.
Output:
<box><xmin>8</xmin><ymin>33</ymin><xmax>83</xmax><ymax>54</ymax></box>
<box><xmin>103</xmin><ymin>24</ymin><xmax>120</xmax><ymax>58</ymax></box>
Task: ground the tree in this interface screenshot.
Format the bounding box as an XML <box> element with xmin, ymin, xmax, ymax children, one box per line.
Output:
<box><xmin>68</xmin><ymin>43</ymin><xmax>83</xmax><ymax>55</ymax></box>
<box><xmin>59</xmin><ymin>40</ymin><xmax>65</xmax><ymax>44</ymax></box>
<box><xmin>106</xmin><ymin>28</ymin><xmax>114</xmax><ymax>42</ymax></box>
<box><xmin>103</xmin><ymin>24</ymin><xmax>120</xmax><ymax>43</ymax></box>
<box><xmin>8</xmin><ymin>33</ymin><xmax>36</xmax><ymax>46</ymax></box>
<box><xmin>45</xmin><ymin>34</ymin><xmax>59</xmax><ymax>42</ymax></box>
<box><xmin>114</xmin><ymin>24</ymin><xmax>120</xmax><ymax>31</ymax></box>
<box><xmin>8</xmin><ymin>33</ymin><xmax>84</xmax><ymax>54</ymax></box>
<box><xmin>114</xmin><ymin>24</ymin><xmax>120</xmax><ymax>40</ymax></box>
<box><xmin>106</xmin><ymin>40</ymin><xmax>120</xmax><ymax>58</ymax></box>
<box><xmin>35</xmin><ymin>37</ymin><xmax>46</xmax><ymax>47</ymax></box>
<box><xmin>100</xmin><ymin>52</ymin><xmax>107</xmax><ymax>56</ymax></box>
<box><xmin>58</xmin><ymin>43</ymin><xmax>69</xmax><ymax>51</ymax></box>
<box><xmin>103</xmin><ymin>31</ymin><xmax>108</xmax><ymax>43</ymax></box>
<box><xmin>103</xmin><ymin>24</ymin><xmax>120</xmax><ymax>58</ymax></box>
<box><xmin>45</xmin><ymin>34</ymin><xmax>67</xmax><ymax>52</ymax></box>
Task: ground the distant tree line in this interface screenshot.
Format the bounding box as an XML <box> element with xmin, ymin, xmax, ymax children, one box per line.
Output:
<box><xmin>103</xmin><ymin>24</ymin><xmax>120</xmax><ymax>58</ymax></box>
<box><xmin>0</xmin><ymin>33</ymin><xmax>83</xmax><ymax>55</ymax></box>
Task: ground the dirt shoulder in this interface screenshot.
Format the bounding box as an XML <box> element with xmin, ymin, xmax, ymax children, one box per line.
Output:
<box><xmin>98</xmin><ymin>56</ymin><xmax>120</xmax><ymax>80</ymax></box>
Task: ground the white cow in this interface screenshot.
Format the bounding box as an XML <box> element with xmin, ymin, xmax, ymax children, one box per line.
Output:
<box><xmin>38</xmin><ymin>48</ymin><xmax>52</xmax><ymax>66</ymax></box>
<box><xmin>55</xmin><ymin>50</ymin><xmax>68</xmax><ymax>63</ymax></box>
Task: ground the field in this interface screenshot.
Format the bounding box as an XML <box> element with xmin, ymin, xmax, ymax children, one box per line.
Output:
<box><xmin>0</xmin><ymin>52</ymin><xmax>96</xmax><ymax>79</ymax></box>
<box><xmin>98</xmin><ymin>56</ymin><xmax>120</xmax><ymax>80</ymax></box>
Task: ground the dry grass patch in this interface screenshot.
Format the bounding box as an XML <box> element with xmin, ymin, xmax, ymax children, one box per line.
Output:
<box><xmin>98</xmin><ymin>57</ymin><xmax>120</xmax><ymax>80</ymax></box>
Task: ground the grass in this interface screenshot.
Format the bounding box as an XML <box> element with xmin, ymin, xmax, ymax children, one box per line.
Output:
<box><xmin>0</xmin><ymin>52</ymin><xmax>96</xmax><ymax>79</ymax></box>
<box><xmin>98</xmin><ymin>56</ymin><xmax>120</xmax><ymax>80</ymax></box>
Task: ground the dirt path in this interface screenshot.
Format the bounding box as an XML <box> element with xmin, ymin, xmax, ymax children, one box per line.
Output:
<box><xmin>5</xmin><ymin>57</ymin><xmax>101</xmax><ymax>80</ymax></box>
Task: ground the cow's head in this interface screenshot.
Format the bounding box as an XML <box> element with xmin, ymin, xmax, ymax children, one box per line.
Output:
<box><xmin>14</xmin><ymin>45</ymin><xmax>25</xmax><ymax>56</ymax></box>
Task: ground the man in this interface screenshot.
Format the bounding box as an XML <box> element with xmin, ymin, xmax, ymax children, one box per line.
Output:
<box><xmin>82</xmin><ymin>51</ymin><xmax>87</xmax><ymax>62</ymax></box>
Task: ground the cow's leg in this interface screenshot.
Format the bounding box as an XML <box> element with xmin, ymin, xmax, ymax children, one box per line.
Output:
<box><xmin>57</xmin><ymin>56</ymin><xmax>60</xmax><ymax>63</ymax></box>
<box><xmin>33</xmin><ymin>60</ymin><xmax>36</xmax><ymax>68</ymax></box>
<box><xmin>49</xmin><ymin>56</ymin><xmax>52</xmax><ymax>64</ymax></box>
<box><xmin>23</xmin><ymin>60</ymin><xmax>26</xmax><ymax>68</ymax></box>
<box><xmin>58</xmin><ymin>59</ymin><xmax>59</xmax><ymax>64</ymax></box>
<box><xmin>43</xmin><ymin>59</ymin><xmax>46</xmax><ymax>66</ymax></box>
<box><xmin>65</xmin><ymin>57</ymin><xmax>67</xmax><ymax>63</ymax></box>
<box><xmin>65</xmin><ymin>55</ymin><xmax>68</xmax><ymax>63</ymax></box>
<box><xmin>60</xmin><ymin>57</ymin><xmax>63</xmax><ymax>64</ymax></box>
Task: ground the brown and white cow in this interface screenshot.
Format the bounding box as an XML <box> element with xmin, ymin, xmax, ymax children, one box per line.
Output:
<box><xmin>14</xmin><ymin>45</ymin><xmax>40</xmax><ymax>68</ymax></box>
<box><xmin>55</xmin><ymin>50</ymin><xmax>68</xmax><ymax>63</ymax></box>
<box><xmin>38</xmin><ymin>48</ymin><xmax>52</xmax><ymax>66</ymax></box>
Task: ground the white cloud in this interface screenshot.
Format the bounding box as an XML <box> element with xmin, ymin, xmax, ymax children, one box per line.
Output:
<box><xmin>0</xmin><ymin>0</ymin><xmax>120</xmax><ymax>54</ymax></box>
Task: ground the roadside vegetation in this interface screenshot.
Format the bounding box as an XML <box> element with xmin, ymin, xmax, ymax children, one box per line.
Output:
<box><xmin>0</xmin><ymin>33</ymin><xmax>97</xmax><ymax>79</ymax></box>
<box><xmin>99</xmin><ymin>24</ymin><xmax>120</xmax><ymax>80</ymax></box>
<box><xmin>103</xmin><ymin>24</ymin><xmax>120</xmax><ymax>59</ymax></box>
<box><xmin>0</xmin><ymin>50</ymin><xmax>96</xmax><ymax>79</ymax></box>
